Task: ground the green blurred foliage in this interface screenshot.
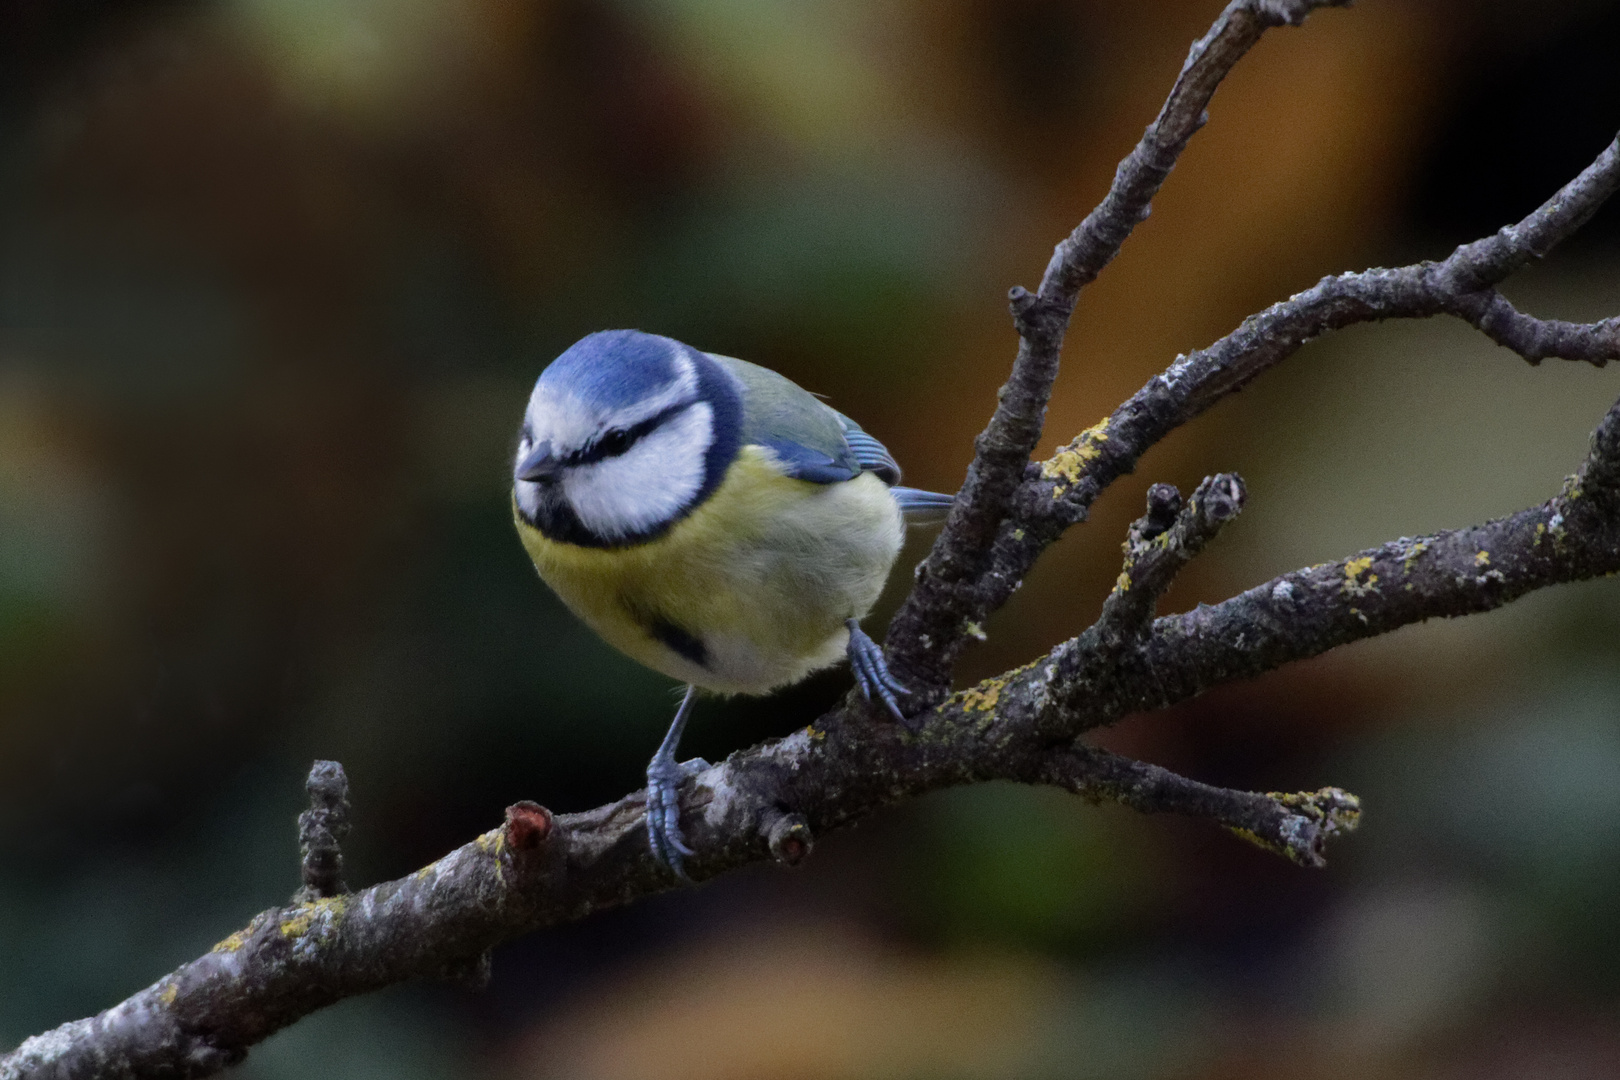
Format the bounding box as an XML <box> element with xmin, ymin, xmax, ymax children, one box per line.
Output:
<box><xmin>904</xmin><ymin>786</ymin><xmax>1160</xmax><ymax>956</ymax></box>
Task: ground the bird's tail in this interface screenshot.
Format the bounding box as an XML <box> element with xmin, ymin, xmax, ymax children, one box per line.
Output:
<box><xmin>891</xmin><ymin>487</ymin><xmax>956</xmax><ymax>523</ymax></box>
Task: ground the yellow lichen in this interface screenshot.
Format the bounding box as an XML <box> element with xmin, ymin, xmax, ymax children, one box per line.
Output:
<box><xmin>1039</xmin><ymin>418</ymin><xmax>1111</xmax><ymax>495</ymax></box>
<box><xmin>958</xmin><ymin>677</ymin><xmax>1006</xmax><ymax>713</ymax></box>
<box><xmin>1341</xmin><ymin>556</ymin><xmax>1378</xmax><ymax>597</ymax></box>
<box><xmin>280</xmin><ymin>911</ymin><xmax>314</xmax><ymax>938</ymax></box>
<box><xmin>159</xmin><ymin>983</ymin><xmax>179</xmax><ymax>1006</ymax></box>
<box><xmin>1226</xmin><ymin>790</ymin><xmax>1361</xmax><ymax>863</ymax></box>
<box><xmin>1271</xmin><ymin>788</ymin><xmax>1363</xmax><ymax>831</ymax></box>
<box><xmin>279</xmin><ymin>895</ymin><xmax>348</xmax><ymax>940</ymax></box>
<box><xmin>1474</xmin><ymin>550</ymin><xmax>1490</xmax><ymax>566</ymax></box>
<box><xmin>475</xmin><ymin>829</ymin><xmax>506</xmax><ymax>859</ymax></box>
<box><xmin>1115</xmin><ymin>571</ymin><xmax>1132</xmax><ymax>593</ymax></box>
<box><xmin>212</xmin><ymin>930</ymin><xmax>250</xmax><ymax>954</ymax></box>
<box><xmin>1402</xmin><ymin>541</ymin><xmax>1429</xmax><ymax>572</ymax></box>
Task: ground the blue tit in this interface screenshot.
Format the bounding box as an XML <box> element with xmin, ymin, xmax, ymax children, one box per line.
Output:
<box><xmin>511</xmin><ymin>329</ymin><xmax>954</xmax><ymax>880</ymax></box>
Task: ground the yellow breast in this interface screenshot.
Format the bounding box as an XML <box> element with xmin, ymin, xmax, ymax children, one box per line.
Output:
<box><xmin>514</xmin><ymin>446</ymin><xmax>904</xmax><ymax>695</ymax></box>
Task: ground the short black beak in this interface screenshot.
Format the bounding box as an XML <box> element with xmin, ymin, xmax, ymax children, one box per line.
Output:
<box><xmin>515</xmin><ymin>445</ymin><xmax>563</xmax><ymax>483</ymax></box>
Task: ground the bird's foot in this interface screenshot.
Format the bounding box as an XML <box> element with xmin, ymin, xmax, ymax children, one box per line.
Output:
<box><xmin>646</xmin><ymin>752</ymin><xmax>708</xmax><ymax>883</ymax></box>
<box><xmin>846</xmin><ymin>619</ymin><xmax>914</xmax><ymax>727</ymax></box>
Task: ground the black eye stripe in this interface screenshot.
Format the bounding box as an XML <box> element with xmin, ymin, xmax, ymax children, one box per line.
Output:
<box><xmin>569</xmin><ymin>402</ymin><xmax>692</xmax><ymax>466</ymax></box>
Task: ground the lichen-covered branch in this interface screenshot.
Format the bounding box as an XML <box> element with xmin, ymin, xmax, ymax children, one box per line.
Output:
<box><xmin>1043</xmin><ymin>398</ymin><xmax>1620</xmax><ymax>729</ymax></box>
<box><xmin>8</xmin><ymin>6</ymin><xmax>1620</xmax><ymax>1079</ymax></box>
<box><xmin>12</xmin><ymin>398</ymin><xmax>1620</xmax><ymax>1078</ymax></box>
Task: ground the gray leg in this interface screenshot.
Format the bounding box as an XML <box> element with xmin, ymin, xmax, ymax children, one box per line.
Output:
<box><xmin>846</xmin><ymin>619</ymin><xmax>912</xmax><ymax>725</ymax></box>
<box><xmin>646</xmin><ymin>684</ymin><xmax>705</xmax><ymax>882</ymax></box>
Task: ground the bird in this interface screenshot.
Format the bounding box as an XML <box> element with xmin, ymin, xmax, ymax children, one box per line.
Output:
<box><xmin>511</xmin><ymin>329</ymin><xmax>954</xmax><ymax>881</ymax></box>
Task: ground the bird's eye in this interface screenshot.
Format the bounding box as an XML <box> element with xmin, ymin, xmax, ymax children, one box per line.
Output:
<box><xmin>598</xmin><ymin>428</ymin><xmax>633</xmax><ymax>457</ymax></box>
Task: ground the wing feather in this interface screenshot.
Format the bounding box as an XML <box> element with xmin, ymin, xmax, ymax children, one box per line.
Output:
<box><xmin>708</xmin><ymin>353</ymin><xmax>943</xmax><ymax>512</ymax></box>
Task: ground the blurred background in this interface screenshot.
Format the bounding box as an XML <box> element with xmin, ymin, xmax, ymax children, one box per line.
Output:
<box><xmin>3</xmin><ymin>0</ymin><xmax>1620</xmax><ymax>1076</ymax></box>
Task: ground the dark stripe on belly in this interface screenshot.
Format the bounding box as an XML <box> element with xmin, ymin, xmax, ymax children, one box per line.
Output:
<box><xmin>649</xmin><ymin>617</ymin><xmax>708</xmax><ymax>669</ymax></box>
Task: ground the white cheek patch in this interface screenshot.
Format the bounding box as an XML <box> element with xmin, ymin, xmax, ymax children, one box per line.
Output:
<box><xmin>565</xmin><ymin>403</ymin><xmax>714</xmax><ymax>541</ymax></box>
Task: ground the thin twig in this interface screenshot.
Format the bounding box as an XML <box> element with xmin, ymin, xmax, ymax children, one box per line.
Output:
<box><xmin>1037</xmin><ymin>744</ymin><xmax>1360</xmax><ymax>868</ymax></box>
<box><xmin>1093</xmin><ymin>474</ymin><xmax>1246</xmax><ymax>645</ymax></box>
<box><xmin>1448</xmin><ymin>291</ymin><xmax>1620</xmax><ymax>366</ymax></box>
<box><xmin>294</xmin><ymin>761</ymin><xmax>350</xmax><ymax>903</ymax></box>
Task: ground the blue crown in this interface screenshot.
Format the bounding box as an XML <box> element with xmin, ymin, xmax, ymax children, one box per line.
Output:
<box><xmin>539</xmin><ymin>330</ymin><xmax>691</xmax><ymax>408</ymax></box>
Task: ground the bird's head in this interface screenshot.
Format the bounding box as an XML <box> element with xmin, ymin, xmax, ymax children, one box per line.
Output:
<box><xmin>514</xmin><ymin>330</ymin><xmax>742</xmax><ymax>547</ymax></box>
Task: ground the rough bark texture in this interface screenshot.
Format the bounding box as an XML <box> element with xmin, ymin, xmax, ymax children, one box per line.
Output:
<box><xmin>7</xmin><ymin>2</ymin><xmax>1620</xmax><ymax>1076</ymax></box>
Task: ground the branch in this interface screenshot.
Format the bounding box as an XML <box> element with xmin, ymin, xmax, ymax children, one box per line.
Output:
<box><xmin>887</xmin><ymin>0</ymin><xmax>1351</xmax><ymax>692</ymax></box>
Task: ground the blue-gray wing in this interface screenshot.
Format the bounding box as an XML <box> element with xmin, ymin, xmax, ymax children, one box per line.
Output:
<box><xmin>709</xmin><ymin>352</ymin><xmax>954</xmax><ymax>517</ymax></box>
<box><xmin>710</xmin><ymin>353</ymin><xmax>866</xmax><ymax>483</ymax></box>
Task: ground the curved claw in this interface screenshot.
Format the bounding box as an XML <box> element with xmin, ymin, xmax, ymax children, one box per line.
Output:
<box><xmin>846</xmin><ymin>619</ymin><xmax>913</xmax><ymax>726</ymax></box>
<box><xmin>647</xmin><ymin>754</ymin><xmax>695</xmax><ymax>882</ymax></box>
